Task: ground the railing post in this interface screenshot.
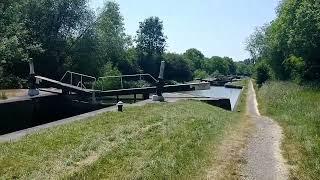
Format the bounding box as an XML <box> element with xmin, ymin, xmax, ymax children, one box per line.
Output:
<box><xmin>80</xmin><ymin>75</ymin><xmax>83</xmax><ymax>89</ymax></box>
<box><xmin>70</xmin><ymin>73</ymin><xmax>73</xmax><ymax>86</ymax></box>
<box><xmin>121</xmin><ymin>77</ymin><xmax>123</xmax><ymax>89</ymax></box>
<box><xmin>92</xmin><ymin>91</ymin><xmax>96</xmax><ymax>104</ymax></box>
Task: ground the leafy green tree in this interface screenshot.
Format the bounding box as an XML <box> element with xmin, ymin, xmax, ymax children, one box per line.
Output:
<box><xmin>194</xmin><ymin>70</ymin><xmax>208</xmax><ymax>79</ymax></box>
<box><xmin>0</xmin><ymin>0</ymin><xmax>42</xmax><ymax>88</ymax></box>
<box><xmin>236</xmin><ymin>61</ymin><xmax>253</xmax><ymax>76</ymax></box>
<box><xmin>255</xmin><ymin>61</ymin><xmax>271</xmax><ymax>86</ymax></box>
<box><xmin>95</xmin><ymin>62</ymin><xmax>122</xmax><ymax>90</ymax></box>
<box><xmin>246</xmin><ymin>0</ymin><xmax>320</xmax><ymax>81</ymax></box>
<box><xmin>164</xmin><ymin>53</ymin><xmax>192</xmax><ymax>82</ymax></box>
<box><xmin>96</xmin><ymin>1</ymin><xmax>131</xmax><ymax>74</ymax></box>
<box><xmin>22</xmin><ymin>0</ymin><xmax>93</xmax><ymax>78</ymax></box>
<box><xmin>136</xmin><ymin>17</ymin><xmax>166</xmax><ymax>77</ymax></box>
<box><xmin>183</xmin><ymin>48</ymin><xmax>205</xmax><ymax>70</ymax></box>
<box><xmin>123</xmin><ymin>48</ymin><xmax>141</xmax><ymax>74</ymax></box>
<box><xmin>283</xmin><ymin>55</ymin><xmax>305</xmax><ymax>82</ymax></box>
<box><xmin>66</xmin><ymin>29</ymin><xmax>101</xmax><ymax>77</ymax></box>
<box><xmin>224</xmin><ymin>57</ymin><xmax>237</xmax><ymax>75</ymax></box>
<box><xmin>204</xmin><ymin>56</ymin><xmax>229</xmax><ymax>75</ymax></box>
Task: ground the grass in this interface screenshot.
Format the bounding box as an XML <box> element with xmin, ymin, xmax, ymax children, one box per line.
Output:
<box><xmin>229</xmin><ymin>79</ymin><xmax>248</xmax><ymax>87</ymax></box>
<box><xmin>256</xmin><ymin>81</ymin><xmax>320</xmax><ymax>179</ymax></box>
<box><xmin>0</xmin><ymin>91</ymin><xmax>7</xmax><ymax>100</ymax></box>
<box><xmin>0</xmin><ymin>100</ymin><xmax>245</xmax><ymax>179</ymax></box>
<box><xmin>208</xmin><ymin>78</ymin><xmax>251</xmax><ymax>179</ymax></box>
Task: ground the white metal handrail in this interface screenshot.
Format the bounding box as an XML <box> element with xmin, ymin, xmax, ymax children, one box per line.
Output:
<box><xmin>60</xmin><ymin>71</ymin><xmax>97</xmax><ymax>90</ymax></box>
<box><xmin>97</xmin><ymin>74</ymin><xmax>158</xmax><ymax>90</ymax></box>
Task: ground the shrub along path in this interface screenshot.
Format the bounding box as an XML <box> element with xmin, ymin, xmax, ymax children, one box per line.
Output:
<box><xmin>241</xmin><ymin>80</ymin><xmax>289</xmax><ymax>179</ymax></box>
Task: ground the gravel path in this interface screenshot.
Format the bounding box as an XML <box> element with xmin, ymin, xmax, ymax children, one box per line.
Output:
<box><xmin>242</xmin><ymin>80</ymin><xmax>288</xmax><ymax>180</ymax></box>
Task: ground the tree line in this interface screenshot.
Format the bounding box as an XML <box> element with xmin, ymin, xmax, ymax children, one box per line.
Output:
<box><xmin>247</xmin><ymin>0</ymin><xmax>320</xmax><ymax>85</ymax></box>
<box><xmin>0</xmin><ymin>0</ymin><xmax>251</xmax><ymax>89</ymax></box>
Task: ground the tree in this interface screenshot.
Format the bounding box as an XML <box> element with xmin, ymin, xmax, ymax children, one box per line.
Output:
<box><xmin>255</xmin><ymin>61</ymin><xmax>271</xmax><ymax>86</ymax></box>
<box><xmin>96</xmin><ymin>1</ymin><xmax>131</xmax><ymax>74</ymax></box>
<box><xmin>66</xmin><ymin>28</ymin><xmax>101</xmax><ymax>76</ymax></box>
<box><xmin>245</xmin><ymin>26</ymin><xmax>268</xmax><ymax>64</ymax></box>
<box><xmin>204</xmin><ymin>56</ymin><xmax>229</xmax><ymax>75</ymax></box>
<box><xmin>194</xmin><ymin>70</ymin><xmax>208</xmax><ymax>79</ymax></box>
<box><xmin>164</xmin><ymin>53</ymin><xmax>192</xmax><ymax>82</ymax></box>
<box><xmin>236</xmin><ymin>61</ymin><xmax>253</xmax><ymax>76</ymax></box>
<box><xmin>23</xmin><ymin>0</ymin><xmax>93</xmax><ymax>79</ymax></box>
<box><xmin>183</xmin><ymin>48</ymin><xmax>205</xmax><ymax>70</ymax></box>
<box><xmin>246</xmin><ymin>0</ymin><xmax>320</xmax><ymax>81</ymax></box>
<box><xmin>0</xmin><ymin>0</ymin><xmax>42</xmax><ymax>88</ymax></box>
<box><xmin>224</xmin><ymin>57</ymin><xmax>237</xmax><ymax>75</ymax></box>
<box><xmin>136</xmin><ymin>17</ymin><xmax>166</xmax><ymax>77</ymax></box>
<box><xmin>95</xmin><ymin>62</ymin><xmax>122</xmax><ymax>90</ymax></box>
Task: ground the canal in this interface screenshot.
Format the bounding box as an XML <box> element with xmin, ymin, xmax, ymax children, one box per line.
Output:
<box><xmin>184</xmin><ymin>86</ymin><xmax>242</xmax><ymax>111</ymax></box>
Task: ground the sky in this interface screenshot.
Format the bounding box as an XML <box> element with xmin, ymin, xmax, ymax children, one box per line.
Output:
<box><xmin>89</xmin><ymin>0</ymin><xmax>280</xmax><ymax>61</ymax></box>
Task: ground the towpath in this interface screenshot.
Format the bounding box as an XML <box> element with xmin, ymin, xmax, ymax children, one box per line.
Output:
<box><xmin>242</xmin><ymin>80</ymin><xmax>288</xmax><ymax>179</ymax></box>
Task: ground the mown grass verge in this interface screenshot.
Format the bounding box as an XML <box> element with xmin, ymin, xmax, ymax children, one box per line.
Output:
<box><xmin>256</xmin><ymin>81</ymin><xmax>320</xmax><ymax>179</ymax></box>
<box><xmin>0</xmin><ymin>100</ymin><xmax>244</xmax><ymax>179</ymax></box>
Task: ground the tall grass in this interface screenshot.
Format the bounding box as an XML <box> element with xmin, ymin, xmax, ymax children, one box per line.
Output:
<box><xmin>257</xmin><ymin>81</ymin><xmax>320</xmax><ymax>179</ymax></box>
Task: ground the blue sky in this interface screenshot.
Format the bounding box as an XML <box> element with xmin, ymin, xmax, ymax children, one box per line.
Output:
<box><xmin>89</xmin><ymin>0</ymin><xmax>279</xmax><ymax>61</ymax></box>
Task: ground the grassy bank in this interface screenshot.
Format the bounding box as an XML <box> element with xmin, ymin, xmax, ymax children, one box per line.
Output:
<box><xmin>256</xmin><ymin>81</ymin><xmax>320</xmax><ymax>179</ymax></box>
<box><xmin>0</xmin><ymin>99</ymin><xmax>245</xmax><ymax>179</ymax></box>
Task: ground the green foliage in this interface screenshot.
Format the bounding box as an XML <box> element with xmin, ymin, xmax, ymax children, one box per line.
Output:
<box><xmin>23</xmin><ymin>0</ymin><xmax>93</xmax><ymax>78</ymax></box>
<box><xmin>283</xmin><ymin>55</ymin><xmax>305</xmax><ymax>82</ymax></box>
<box><xmin>184</xmin><ymin>48</ymin><xmax>205</xmax><ymax>70</ymax></box>
<box><xmin>236</xmin><ymin>61</ymin><xmax>253</xmax><ymax>76</ymax></box>
<box><xmin>255</xmin><ymin>61</ymin><xmax>271</xmax><ymax>86</ymax></box>
<box><xmin>96</xmin><ymin>1</ymin><xmax>131</xmax><ymax>74</ymax></box>
<box><xmin>194</xmin><ymin>70</ymin><xmax>208</xmax><ymax>79</ymax></box>
<box><xmin>246</xmin><ymin>0</ymin><xmax>320</xmax><ymax>81</ymax></box>
<box><xmin>66</xmin><ymin>29</ymin><xmax>101</xmax><ymax>77</ymax></box>
<box><xmin>123</xmin><ymin>80</ymin><xmax>150</xmax><ymax>89</ymax></box>
<box><xmin>136</xmin><ymin>17</ymin><xmax>166</xmax><ymax>55</ymax></box>
<box><xmin>136</xmin><ymin>17</ymin><xmax>166</xmax><ymax>77</ymax></box>
<box><xmin>203</xmin><ymin>56</ymin><xmax>229</xmax><ymax>75</ymax></box>
<box><xmin>164</xmin><ymin>53</ymin><xmax>192</xmax><ymax>82</ymax></box>
<box><xmin>0</xmin><ymin>0</ymin><xmax>43</xmax><ymax>83</ymax></box>
<box><xmin>95</xmin><ymin>62</ymin><xmax>122</xmax><ymax>90</ymax></box>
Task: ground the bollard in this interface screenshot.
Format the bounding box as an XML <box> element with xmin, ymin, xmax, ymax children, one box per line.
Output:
<box><xmin>117</xmin><ymin>101</ymin><xmax>123</xmax><ymax>112</ymax></box>
<box><xmin>28</xmin><ymin>60</ymin><xmax>40</xmax><ymax>96</ymax></box>
<box><xmin>153</xmin><ymin>61</ymin><xmax>165</xmax><ymax>102</ymax></box>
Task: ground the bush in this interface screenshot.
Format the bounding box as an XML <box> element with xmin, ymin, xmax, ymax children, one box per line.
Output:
<box><xmin>255</xmin><ymin>61</ymin><xmax>271</xmax><ymax>86</ymax></box>
<box><xmin>194</xmin><ymin>70</ymin><xmax>208</xmax><ymax>79</ymax></box>
<box><xmin>0</xmin><ymin>75</ymin><xmax>27</xmax><ymax>89</ymax></box>
<box><xmin>123</xmin><ymin>80</ymin><xmax>151</xmax><ymax>89</ymax></box>
<box><xmin>283</xmin><ymin>55</ymin><xmax>305</xmax><ymax>83</ymax></box>
<box><xmin>95</xmin><ymin>62</ymin><xmax>122</xmax><ymax>90</ymax></box>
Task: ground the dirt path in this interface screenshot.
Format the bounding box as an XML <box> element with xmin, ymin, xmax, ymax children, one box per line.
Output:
<box><xmin>242</xmin><ymin>80</ymin><xmax>288</xmax><ymax>180</ymax></box>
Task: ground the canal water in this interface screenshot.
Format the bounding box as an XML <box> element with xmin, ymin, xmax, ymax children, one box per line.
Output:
<box><xmin>185</xmin><ymin>86</ymin><xmax>242</xmax><ymax>111</ymax></box>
